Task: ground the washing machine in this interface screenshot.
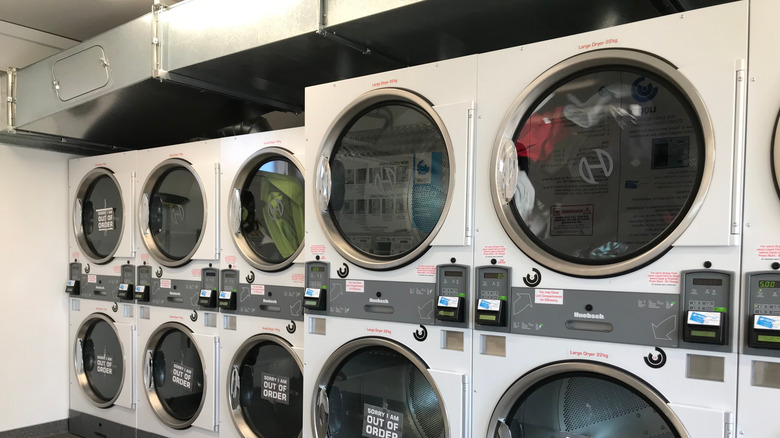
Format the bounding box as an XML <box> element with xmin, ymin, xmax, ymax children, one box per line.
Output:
<box><xmin>67</xmin><ymin>151</ymin><xmax>138</xmax><ymax>436</ymax></box>
<box><xmin>134</xmin><ymin>139</ymin><xmax>221</xmax><ymax>438</ymax></box>
<box><xmin>737</xmin><ymin>0</ymin><xmax>780</xmax><ymax>436</ymax></box>
<box><xmin>218</xmin><ymin>128</ymin><xmax>306</xmax><ymax>438</ymax></box>
<box><xmin>303</xmin><ymin>56</ymin><xmax>477</xmax><ymax>437</ymax></box>
<box><xmin>471</xmin><ymin>2</ymin><xmax>747</xmax><ymax>437</ymax></box>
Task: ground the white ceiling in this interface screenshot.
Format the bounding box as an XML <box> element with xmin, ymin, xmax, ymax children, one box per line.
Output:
<box><xmin>0</xmin><ymin>0</ymin><xmax>183</xmax><ymax>70</ymax></box>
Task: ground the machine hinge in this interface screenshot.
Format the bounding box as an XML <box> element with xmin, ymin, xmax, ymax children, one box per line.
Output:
<box><xmin>730</xmin><ymin>59</ymin><xmax>747</xmax><ymax>239</ymax></box>
<box><xmin>214</xmin><ymin>162</ymin><xmax>221</xmax><ymax>261</ymax></box>
<box><xmin>465</xmin><ymin>107</ymin><xmax>476</xmax><ymax>242</ymax></box>
<box><xmin>6</xmin><ymin>67</ymin><xmax>17</xmax><ymax>133</ymax></box>
<box><xmin>151</xmin><ymin>1</ymin><xmax>169</xmax><ymax>81</ymax></box>
<box><xmin>724</xmin><ymin>411</ymin><xmax>735</xmax><ymax>438</ymax></box>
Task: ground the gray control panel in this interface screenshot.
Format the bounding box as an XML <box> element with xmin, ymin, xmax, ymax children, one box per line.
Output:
<box><xmin>118</xmin><ymin>264</ymin><xmax>135</xmax><ymax>301</ymax></box>
<box><xmin>219</xmin><ymin>268</ymin><xmax>303</xmax><ymax>320</ymax></box>
<box><xmin>475</xmin><ymin>266</ymin><xmax>510</xmax><ymax>331</ymax></box>
<box><xmin>74</xmin><ymin>265</ymin><xmax>120</xmax><ymax>302</ymax></box>
<box><xmin>680</xmin><ymin>270</ymin><xmax>731</xmax><ymax>351</ymax></box>
<box><xmin>745</xmin><ymin>272</ymin><xmax>780</xmax><ymax>356</ymax></box>
<box><xmin>197</xmin><ymin>267</ymin><xmax>220</xmax><ymax>308</ymax></box>
<box><xmin>147</xmin><ymin>267</ymin><xmax>218</xmax><ymax>310</ymax></box>
<box><xmin>435</xmin><ymin>264</ymin><xmax>469</xmax><ymax>327</ymax></box>
<box><xmin>66</xmin><ymin>262</ymin><xmax>81</xmax><ymax>295</ymax></box>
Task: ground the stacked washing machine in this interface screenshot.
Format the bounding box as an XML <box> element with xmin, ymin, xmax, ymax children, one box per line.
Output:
<box><xmin>303</xmin><ymin>56</ymin><xmax>477</xmax><ymax>438</ymax></box>
<box><xmin>67</xmin><ymin>151</ymin><xmax>138</xmax><ymax>438</ymax></box>
<box><xmin>218</xmin><ymin>128</ymin><xmax>306</xmax><ymax>438</ymax></box>
<box><xmin>134</xmin><ymin>140</ymin><xmax>222</xmax><ymax>438</ymax></box>
<box><xmin>472</xmin><ymin>2</ymin><xmax>747</xmax><ymax>437</ymax></box>
<box><xmin>737</xmin><ymin>0</ymin><xmax>780</xmax><ymax>436</ymax></box>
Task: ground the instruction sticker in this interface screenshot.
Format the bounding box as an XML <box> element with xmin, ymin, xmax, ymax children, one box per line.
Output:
<box><xmin>160</xmin><ymin>279</ymin><xmax>171</xmax><ymax>289</ymax></box>
<box><xmin>171</xmin><ymin>363</ymin><xmax>194</xmax><ymax>391</ymax></box>
<box><xmin>96</xmin><ymin>207</ymin><xmax>114</xmax><ymax>232</ymax></box>
<box><xmin>535</xmin><ymin>289</ymin><xmax>564</xmax><ymax>305</ymax></box>
<box><xmin>346</xmin><ymin>280</ymin><xmax>365</xmax><ymax>293</ymax></box>
<box><xmin>755</xmin><ymin>315</ymin><xmax>780</xmax><ymax>330</ymax></box>
<box><xmin>550</xmin><ymin>205</ymin><xmax>594</xmax><ymax>237</ymax></box>
<box><xmin>362</xmin><ymin>404</ymin><xmax>403</xmax><ymax>438</ymax></box>
<box><xmin>251</xmin><ymin>284</ymin><xmax>265</xmax><ymax>295</ymax></box>
<box><xmin>687</xmin><ymin>311</ymin><xmax>721</xmax><ymax>326</ymax></box>
<box><xmin>96</xmin><ymin>353</ymin><xmax>114</xmax><ymax>375</ymax></box>
<box><xmin>261</xmin><ymin>373</ymin><xmax>289</xmax><ymax>405</ymax></box>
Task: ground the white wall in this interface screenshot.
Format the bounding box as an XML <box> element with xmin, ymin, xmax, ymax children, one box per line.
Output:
<box><xmin>0</xmin><ymin>144</ymin><xmax>72</xmax><ymax>432</ymax></box>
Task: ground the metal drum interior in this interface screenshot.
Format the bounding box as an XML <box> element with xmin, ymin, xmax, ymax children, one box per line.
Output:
<box><xmin>317</xmin><ymin>89</ymin><xmax>454</xmax><ymax>270</ymax></box>
<box><xmin>315</xmin><ymin>339</ymin><xmax>447</xmax><ymax>438</ymax></box>
<box><xmin>490</xmin><ymin>362</ymin><xmax>688</xmax><ymax>438</ymax></box>
<box><xmin>74</xmin><ymin>168</ymin><xmax>124</xmax><ymax>264</ymax></box>
<box><xmin>228</xmin><ymin>335</ymin><xmax>303</xmax><ymax>438</ymax></box>
<box><xmin>145</xmin><ymin>323</ymin><xmax>206</xmax><ymax>429</ymax></box>
<box><xmin>231</xmin><ymin>149</ymin><xmax>305</xmax><ymax>272</ymax></box>
<box><xmin>75</xmin><ymin>314</ymin><xmax>125</xmax><ymax>407</ymax></box>
<box><xmin>491</xmin><ymin>50</ymin><xmax>713</xmax><ymax>277</ymax></box>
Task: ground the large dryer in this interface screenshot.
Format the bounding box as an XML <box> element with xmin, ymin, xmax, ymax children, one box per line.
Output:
<box><xmin>472</xmin><ymin>2</ymin><xmax>747</xmax><ymax>437</ymax></box>
<box><xmin>219</xmin><ymin>128</ymin><xmax>306</xmax><ymax>438</ymax></box>
<box><xmin>737</xmin><ymin>0</ymin><xmax>780</xmax><ymax>436</ymax></box>
<box><xmin>303</xmin><ymin>55</ymin><xmax>477</xmax><ymax>438</ymax></box>
<box><xmin>68</xmin><ymin>151</ymin><xmax>138</xmax><ymax>437</ymax></box>
<box><xmin>134</xmin><ymin>140</ymin><xmax>221</xmax><ymax>438</ymax></box>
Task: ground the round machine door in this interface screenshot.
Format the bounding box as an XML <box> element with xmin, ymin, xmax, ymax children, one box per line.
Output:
<box><xmin>491</xmin><ymin>49</ymin><xmax>713</xmax><ymax>277</ymax></box>
<box><xmin>772</xmin><ymin>112</ymin><xmax>780</xmax><ymax>193</ymax></box>
<box><xmin>74</xmin><ymin>168</ymin><xmax>125</xmax><ymax>264</ymax></box>
<box><xmin>227</xmin><ymin>334</ymin><xmax>303</xmax><ymax>438</ymax></box>
<box><xmin>315</xmin><ymin>89</ymin><xmax>454</xmax><ymax>270</ymax></box>
<box><xmin>489</xmin><ymin>362</ymin><xmax>688</xmax><ymax>438</ymax></box>
<box><xmin>229</xmin><ymin>148</ymin><xmax>305</xmax><ymax>271</ymax></box>
<box><xmin>74</xmin><ymin>313</ymin><xmax>126</xmax><ymax>408</ymax></box>
<box><xmin>314</xmin><ymin>338</ymin><xmax>448</xmax><ymax>438</ymax></box>
<box><xmin>144</xmin><ymin>322</ymin><xmax>206</xmax><ymax>429</ymax></box>
<box><xmin>139</xmin><ymin>159</ymin><xmax>207</xmax><ymax>267</ymax></box>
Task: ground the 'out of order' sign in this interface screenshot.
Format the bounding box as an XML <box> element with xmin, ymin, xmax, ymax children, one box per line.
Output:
<box><xmin>362</xmin><ymin>404</ymin><xmax>403</xmax><ymax>438</ymax></box>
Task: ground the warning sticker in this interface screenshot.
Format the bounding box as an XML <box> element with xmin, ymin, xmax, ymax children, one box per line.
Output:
<box><xmin>160</xmin><ymin>279</ymin><xmax>172</xmax><ymax>289</ymax></box>
<box><xmin>346</xmin><ymin>280</ymin><xmax>365</xmax><ymax>293</ymax></box>
<box><xmin>482</xmin><ymin>245</ymin><xmax>506</xmax><ymax>258</ymax></box>
<box><xmin>261</xmin><ymin>373</ymin><xmax>290</xmax><ymax>405</ymax></box>
<box><xmin>88</xmin><ymin>275</ymin><xmax>97</xmax><ymax>284</ymax></box>
<box><xmin>362</xmin><ymin>404</ymin><xmax>403</xmax><ymax>438</ymax></box>
<box><xmin>550</xmin><ymin>205</ymin><xmax>594</xmax><ymax>237</ymax></box>
<box><xmin>96</xmin><ymin>352</ymin><xmax>114</xmax><ymax>375</ymax></box>
<box><xmin>251</xmin><ymin>284</ymin><xmax>265</xmax><ymax>295</ymax></box>
<box><xmin>648</xmin><ymin>271</ymin><xmax>680</xmax><ymax>286</ymax></box>
<box><xmin>96</xmin><ymin>207</ymin><xmax>114</xmax><ymax>232</ymax></box>
<box><xmin>416</xmin><ymin>265</ymin><xmax>436</xmax><ymax>277</ymax></box>
<box><xmin>758</xmin><ymin>245</ymin><xmax>780</xmax><ymax>260</ymax></box>
<box><xmin>172</xmin><ymin>362</ymin><xmax>194</xmax><ymax>391</ymax></box>
<box><xmin>535</xmin><ymin>289</ymin><xmax>564</xmax><ymax>305</ymax></box>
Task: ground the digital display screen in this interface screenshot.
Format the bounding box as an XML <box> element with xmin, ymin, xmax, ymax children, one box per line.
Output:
<box><xmin>692</xmin><ymin>278</ymin><xmax>722</xmax><ymax>286</ymax></box>
<box><xmin>758</xmin><ymin>335</ymin><xmax>780</xmax><ymax>343</ymax></box>
<box><xmin>311</xmin><ymin>266</ymin><xmax>325</xmax><ymax>272</ymax></box>
<box><xmin>439</xmin><ymin>311</ymin><xmax>455</xmax><ymax>317</ymax></box>
<box><xmin>206</xmin><ymin>271</ymin><xmax>216</xmax><ymax>277</ymax></box>
<box><xmin>483</xmin><ymin>272</ymin><xmax>505</xmax><ymax>279</ymax></box>
<box><xmin>759</xmin><ymin>280</ymin><xmax>779</xmax><ymax>288</ymax></box>
<box><xmin>690</xmin><ymin>329</ymin><xmax>716</xmax><ymax>338</ymax></box>
<box><xmin>479</xmin><ymin>314</ymin><xmax>497</xmax><ymax>321</ymax></box>
<box><xmin>224</xmin><ymin>272</ymin><xmax>236</xmax><ymax>279</ymax></box>
<box><xmin>444</xmin><ymin>270</ymin><xmax>463</xmax><ymax>277</ymax></box>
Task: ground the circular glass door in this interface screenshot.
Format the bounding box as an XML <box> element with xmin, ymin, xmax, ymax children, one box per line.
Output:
<box><xmin>139</xmin><ymin>159</ymin><xmax>206</xmax><ymax>267</ymax></box>
<box><xmin>314</xmin><ymin>339</ymin><xmax>447</xmax><ymax>438</ymax></box>
<box><xmin>74</xmin><ymin>314</ymin><xmax>125</xmax><ymax>408</ymax></box>
<box><xmin>315</xmin><ymin>89</ymin><xmax>454</xmax><ymax>270</ymax></box>
<box><xmin>489</xmin><ymin>362</ymin><xmax>687</xmax><ymax>438</ymax></box>
<box><xmin>771</xmin><ymin>111</ymin><xmax>780</xmax><ymax>193</ymax></box>
<box><xmin>144</xmin><ymin>323</ymin><xmax>206</xmax><ymax>429</ymax></box>
<box><xmin>230</xmin><ymin>149</ymin><xmax>305</xmax><ymax>272</ymax></box>
<box><xmin>228</xmin><ymin>335</ymin><xmax>303</xmax><ymax>438</ymax></box>
<box><xmin>74</xmin><ymin>168</ymin><xmax>124</xmax><ymax>264</ymax></box>
<box><xmin>491</xmin><ymin>49</ymin><xmax>713</xmax><ymax>277</ymax></box>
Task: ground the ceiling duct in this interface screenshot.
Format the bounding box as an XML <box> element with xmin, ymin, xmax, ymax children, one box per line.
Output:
<box><xmin>1</xmin><ymin>0</ymin><xmax>738</xmax><ymax>155</ymax></box>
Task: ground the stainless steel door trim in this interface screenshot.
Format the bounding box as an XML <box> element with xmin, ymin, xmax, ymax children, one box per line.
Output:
<box><xmin>73</xmin><ymin>167</ymin><xmax>125</xmax><ymax>264</ymax></box>
<box><xmin>74</xmin><ymin>312</ymin><xmax>126</xmax><ymax>408</ymax></box>
<box><xmin>228</xmin><ymin>147</ymin><xmax>305</xmax><ymax>272</ymax></box>
<box><xmin>314</xmin><ymin>88</ymin><xmax>456</xmax><ymax>270</ymax></box>
<box><xmin>489</xmin><ymin>48</ymin><xmax>715</xmax><ymax>277</ymax></box>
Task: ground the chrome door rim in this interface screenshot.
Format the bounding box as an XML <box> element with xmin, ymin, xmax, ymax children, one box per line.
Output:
<box><xmin>74</xmin><ymin>312</ymin><xmax>125</xmax><ymax>408</ymax></box>
<box><xmin>73</xmin><ymin>167</ymin><xmax>125</xmax><ymax>265</ymax></box>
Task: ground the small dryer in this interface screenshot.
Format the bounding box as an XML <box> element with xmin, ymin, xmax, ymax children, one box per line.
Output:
<box><xmin>219</xmin><ymin>128</ymin><xmax>306</xmax><ymax>438</ymax></box>
<box><xmin>303</xmin><ymin>56</ymin><xmax>477</xmax><ymax>437</ymax></box>
<box><xmin>472</xmin><ymin>2</ymin><xmax>748</xmax><ymax>437</ymax></box>
<box><xmin>67</xmin><ymin>150</ymin><xmax>138</xmax><ymax>436</ymax></box>
<box><xmin>737</xmin><ymin>0</ymin><xmax>780</xmax><ymax>436</ymax></box>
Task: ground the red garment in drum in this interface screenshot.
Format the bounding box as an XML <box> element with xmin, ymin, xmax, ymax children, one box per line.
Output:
<box><xmin>515</xmin><ymin>106</ymin><xmax>566</xmax><ymax>162</ymax></box>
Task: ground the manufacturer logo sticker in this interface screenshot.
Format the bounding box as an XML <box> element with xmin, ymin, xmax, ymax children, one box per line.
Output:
<box><xmin>631</xmin><ymin>76</ymin><xmax>659</xmax><ymax>102</ymax></box>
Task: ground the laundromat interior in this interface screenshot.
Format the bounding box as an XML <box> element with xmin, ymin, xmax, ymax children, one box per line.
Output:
<box><xmin>4</xmin><ymin>0</ymin><xmax>780</xmax><ymax>437</ymax></box>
